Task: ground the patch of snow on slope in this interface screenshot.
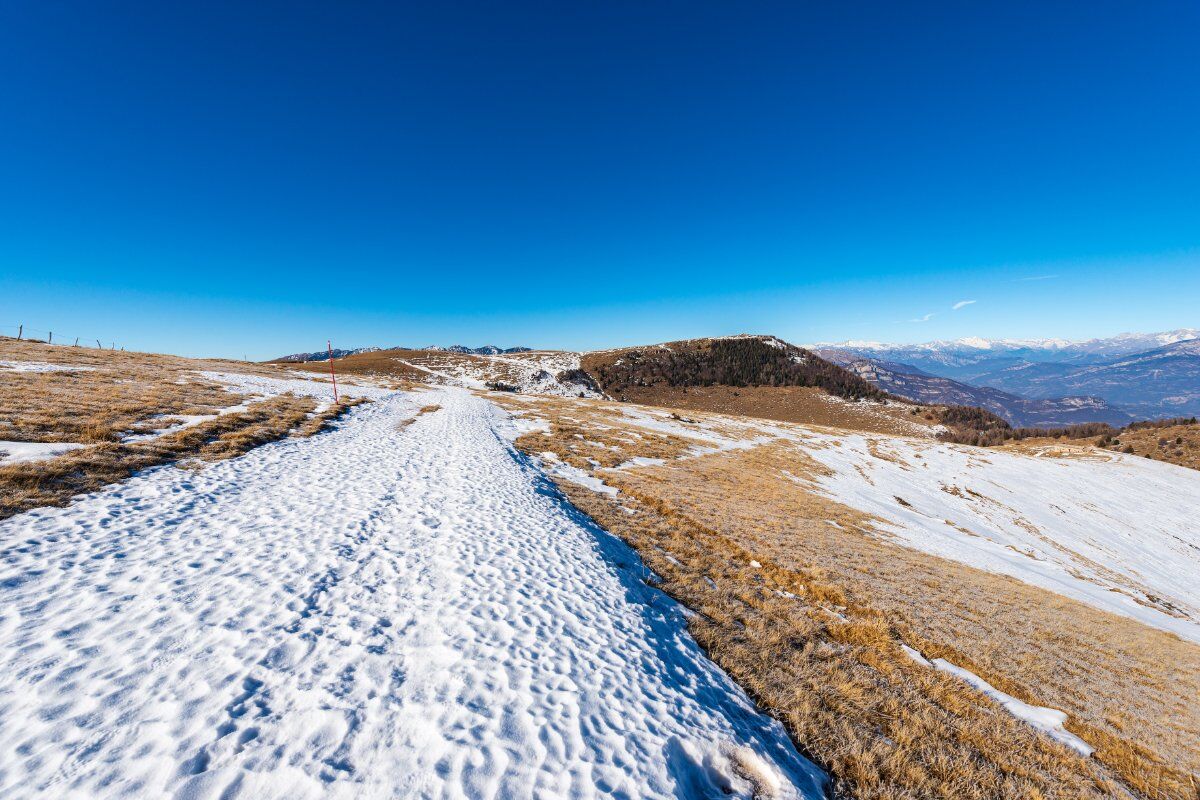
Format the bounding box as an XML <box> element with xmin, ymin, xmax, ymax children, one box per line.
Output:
<box><xmin>800</xmin><ymin>433</ymin><xmax>1200</xmax><ymax>642</ymax></box>
<box><xmin>0</xmin><ymin>441</ymin><xmax>87</xmax><ymax>465</ymax></box>
<box><xmin>386</xmin><ymin>352</ymin><xmax>598</xmax><ymax>396</ymax></box>
<box><xmin>121</xmin><ymin>401</ymin><xmax>260</xmax><ymax>443</ymax></box>
<box><xmin>485</xmin><ymin>352</ymin><xmax>603</xmax><ymax>397</ymax></box>
<box><xmin>0</xmin><ymin>388</ymin><xmax>824</xmax><ymax>799</ymax></box>
<box><xmin>931</xmin><ymin>659</ymin><xmax>1094</xmax><ymax>756</ymax></box>
<box><xmin>400</xmin><ymin>358</ymin><xmax>489</xmax><ymax>389</ymax></box>
<box><xmin>611</xmin><ymin>408</ymin><xmax>783</xmax><ymax>463</ymax></box>
<box><xmin>0</xmin><ymin>360</ymin><xmax>96</xmax><ymax>373</ymax></box>
<box><xmin>536</xmin><ymin>450</ymin><xmax>619</xmax><ymax>496</ymax></box>
<box><xmin>200</xmin><ymin>370</ymin><xmax>393</xmax><ymax>401</ymax></box>
<box><xmin>120</xmin><ymin>371</ymin><xmax>386</xmax><ymax>443</ymax></box>
<box><xmin>900</xmin><ymin>644</ymin><xmax>1092</xmax><ymax>755</ymax></box>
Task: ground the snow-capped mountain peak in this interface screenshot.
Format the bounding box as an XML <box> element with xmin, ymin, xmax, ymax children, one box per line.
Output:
<box><xmin>817</xmin><ymin>329</ymin><xmax>1199</xmax><ymax>358</ymax></box>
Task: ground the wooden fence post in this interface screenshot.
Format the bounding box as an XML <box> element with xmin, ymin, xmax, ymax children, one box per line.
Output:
<box><xmin>327</xmin><ymin>340</ymin><xmax>340</xmax><ymax>405</ymax></box>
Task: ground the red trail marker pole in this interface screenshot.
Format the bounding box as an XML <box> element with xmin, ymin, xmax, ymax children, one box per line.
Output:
<box><xmin>327</xmin><ymin>340</ymin><xmax>340</xmax><ymax>405</ymax></box>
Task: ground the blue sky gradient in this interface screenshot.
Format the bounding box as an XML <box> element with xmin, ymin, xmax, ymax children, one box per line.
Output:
<box><xmin>2</xmin><ymin>1</ymin><xmax>1197</xmax><ymax>358</ymax></box>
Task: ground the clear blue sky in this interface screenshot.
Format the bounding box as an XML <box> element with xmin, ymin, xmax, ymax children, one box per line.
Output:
<box><xmin>2</xmin><ymin>1</ymin><xmax>1197</xmax><ymax>359</ymax></box>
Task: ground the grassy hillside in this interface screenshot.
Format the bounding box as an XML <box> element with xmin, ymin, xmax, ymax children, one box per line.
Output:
<box><xmin>0</xmin><ymin>337</ymin><xmax>370</xmax><ymax>518</ymax></box>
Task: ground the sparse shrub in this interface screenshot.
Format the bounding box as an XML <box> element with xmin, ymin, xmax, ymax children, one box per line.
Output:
<box><xmin>555</xmin><ymin>368</ymin><xmax>601</xmax><ymax>394</ymax></box>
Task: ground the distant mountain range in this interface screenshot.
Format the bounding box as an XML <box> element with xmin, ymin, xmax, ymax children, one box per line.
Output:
<box><xmin>815</xmin><ymin>349</ymin><xmax>1134</xmax><ymax>427</ymax></box>
<box><xmin>819</xmin><ymin>329</ymin><xmax>1198</xmax><ymax>376</ymax></box>
<box><xmin>818</xmin><ymin>329</ymin><xmax>1200</xmax><ymax>423</ymax></box>
<box><xmin>271</xmin><ymin>345</ymin><xmax>532</xmax><ymax>362</ymax></box>
<box><xmin>969</xmin><ymin>339</ymin><xmax>1200</xmax><ymax>419</ymax></box>
<box><xmin>423</xmin><ymin>345</ymin><xmax>533</xmax><ymax>355</ymax></box>
<box><xmin>271</xmin><ymin>347</ymin><xmax>385</xmax><ymax>363</ymax></box>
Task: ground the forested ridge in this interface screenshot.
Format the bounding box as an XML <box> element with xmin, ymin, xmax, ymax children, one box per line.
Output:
<box><xmin>584</xmin><ymin>337</ymin><xmax>892</xmax><ymax>402</ymax></box>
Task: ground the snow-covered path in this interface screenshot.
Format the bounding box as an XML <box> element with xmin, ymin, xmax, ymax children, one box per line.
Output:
<box><xmin>0</xmin><ymin>388</ymin><xmax>824</xmax><ymax>799</ymax></box>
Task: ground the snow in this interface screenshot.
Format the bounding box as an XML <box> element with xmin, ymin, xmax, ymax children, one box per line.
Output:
<box><xmin>800</xmin><ymin>432</ymin><xmax>1200</xmax><ymax>642</ymax></box>
<box><xmin>118</xmin><ymin>371</ymin><xmax>390</xmax><ymax>443</ymax></box>
<box><xmin>122</xmin><ymin>403</ymin><xmax>257</xmax><ymax>442</ymax></box>
<box><xmin>478</xmin><ymin>352</ymin><xmax>601</xmax><ymax>397</ymax></box>
<box><xmin>399</xmin><ymin>358</ymin><xmax>489</xmax><ymax>390</ymax></box>
<box><xmin>0</xmin><ymin>387</ymin><xmax>824</xmax><ymax>799</ymax></box>
<box><xmin>616</xmin><ymin>408</ymin><xmax>747</xmax><ymax>450</ymax></box>
<box><xmin>382</xmin><ymin>351</ymin><xmax>601</xmax><ymax>398</ymax></box>
<box><xmin>543</xmin><ymin>455</ymin><xmax>619</xmax><ymax>495</ymax></box>
<box><xmin>814</xmin><ymin>329</ymin><xmax>1200</xmax><ymax>358</ymax></box>
<box><xmin>930</xmin><ymin>659</ymin><xmax>1094</xmax><ymax>756</ymax></box>
<box><xmin>200</xmin><ymin>370</ymin><xmax>392</xmax><ymax>402</ymax></box>
<box><xmin>900</xmin><ymin>644</ymin><xmax>1092</xmax><ymax>755</ymax></box>
<box><xmin>117</xmin><ymin>371</ymin><xmax>381</xmax><ymax>443</ymax></box>
<box><xmin>900</xmin><ymin>644</ymin><xmax>929</xmax><ymax>666</ymax></box>
<box><xmin>612</xmin><ymin>456</ymin><xmax>667</xmax><ymax>469</ymax></box>
<box><xmin>0</xmin><ymin>360</ymin><xmax>95</xmax><ymax>373</ymax></box>
<box><xmin>0</xmin><ymin>440</ymin><xmax>87</xmax><ymax>465</ymax></box>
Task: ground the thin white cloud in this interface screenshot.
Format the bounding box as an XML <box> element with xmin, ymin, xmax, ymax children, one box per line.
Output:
<box><xmin>909</xmin><ymin>312</ymin><xmax>935</xmax><ymax>323</ymax></box>
<box><xmin>1014</xmin><ymin>274</ymin><xmax>1059</xmax><ymax>282</ymax></box>
<box><xmin>952</xmin><ymin>299</ymin><xmax>976</xmax><ymax>311</ymax></box>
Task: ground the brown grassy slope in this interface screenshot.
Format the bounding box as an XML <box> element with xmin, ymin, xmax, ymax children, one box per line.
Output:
<box><xmin>605</xmin><ymin>383</ymin><xmax>942</xmax><ymax>438</ymax></box>
<box><xmin>0</xmin><ymin>336</ymin><xmax>282</xmax><ymax>443</ymax></box>
<box><xmin>493</xmin><ymin>393</ymin><xmax>1200</xmax><ymax>800</ymax></box>
<box><xmin>3</xmin><ymin>336</ymin><xmax>268</xmax><ymax>375</ymax></box>
<box><xmin>579</xmin><ymin>337</ymin><xmax>946</xmax><ymax>438</ymax></box>
<box><xmin>287</xmin><ymin>349</ymin><xmax>440</xmax><ymax>383</ymax></box>
<box><xmin>0</xmin><ymin>337</ymin><xmax>367</xmax><ymax>519</ymax></box>
<box><xmin>1103</xmin><ymin>421</ymin><xmax>1200</xmax><ymax>469</ymax></box>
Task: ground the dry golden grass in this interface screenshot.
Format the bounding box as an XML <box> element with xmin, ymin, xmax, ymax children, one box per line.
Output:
<box><xmin>1</xmin><ymin>365</ymin><xmax>242</xmax><ymax>445</ymax></box>
<box><xmin>1</xmin><ymin>395</ymin><xmax>372</xmax><ymax>519</ymax></box>
<box><xmin>503</xmin><ymin>393</ymin><xmax>1200</xmax><ymax>800</ymax></box>
<box><xmin>397</xmin><ymin>403</ymin><xmax>443</xmax><ymax>431</ymax></box>
<box><xmin>289</xmin><ymin>396</ymin><xmax>372</xmax><ymax>439</ymax></box>
<box><xmin>3</xmin><ymin>395</ymin><xmax>300</xmax><ymax>516</ymax></box>
<box><xmin>0</xmin><ymin>337</ymin><xmax>371</xmax><ymax>519</ymax></box>
<box><xmin>507</xmin><ymin>404</ymin><xmax>709</xmax><ymax>469</ymax></box>
<box><xmin>288</xmin><ymin>349</ymin><xmax>439</xmax><ymax>383</ymax></box>
<box><xmin>598</xmin><ymin>383</ymin><xmax>940</xmax><ymax>438</ymax></box>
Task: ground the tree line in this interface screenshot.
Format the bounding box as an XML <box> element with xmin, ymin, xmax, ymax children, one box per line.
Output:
<box><xmin>936</xmin><ymin>407</ymin><xmax>1198</xmax><ymax>447</ymax></box>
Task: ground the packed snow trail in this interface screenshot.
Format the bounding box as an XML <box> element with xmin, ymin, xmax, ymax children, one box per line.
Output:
<box><xmin>0</xmin><ymin>388</ymin><xmax>825</xmax><ymax>799</ymax></box>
